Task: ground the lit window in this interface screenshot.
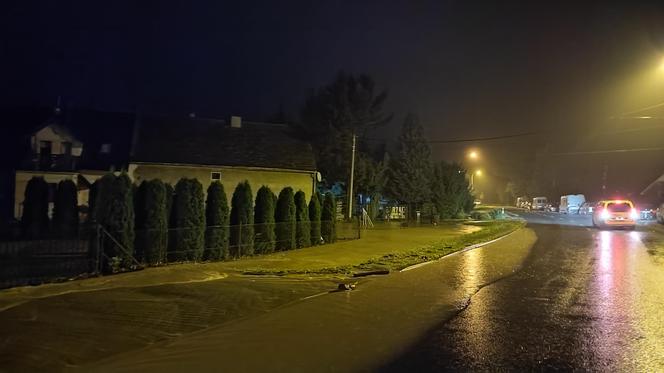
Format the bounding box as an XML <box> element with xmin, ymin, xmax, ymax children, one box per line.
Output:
<box><xmin>211</xmin><ymin>172</ymin><xmax>221</xmax><ymax>181</ymax></box>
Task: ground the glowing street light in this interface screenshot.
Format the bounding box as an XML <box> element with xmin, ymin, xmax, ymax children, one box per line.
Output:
<box><xmin>470</xmin><ymin>169</ymin><xmax>482</xmax><ymax>189</ymax></box>
<box><xmin>468</xmin><ymin>150</ymin><xmax>479</xmax><ymax>160</ymax></box>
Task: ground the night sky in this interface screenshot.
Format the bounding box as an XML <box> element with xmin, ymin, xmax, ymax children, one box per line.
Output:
<box><xmin>2</xmin><ymin>0</ymin><xmax>664</xmax><ymax>200</ymax></box>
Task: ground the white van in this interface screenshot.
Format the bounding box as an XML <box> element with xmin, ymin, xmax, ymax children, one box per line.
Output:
<box><xmin>560</xmin><ymin>194</ymin><xmax>586</xmax><ymax>214</ymax></box>
<box><xmin>531</xmin><ymin>197</ymin><xmax>548</xmax><ymax>211</ymax></box>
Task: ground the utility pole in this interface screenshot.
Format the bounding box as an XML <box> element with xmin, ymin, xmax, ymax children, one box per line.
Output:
<box><xmin>347</xmin><ymin>134</ymin><xmax>357</xmax><ymax>220</ymax></box>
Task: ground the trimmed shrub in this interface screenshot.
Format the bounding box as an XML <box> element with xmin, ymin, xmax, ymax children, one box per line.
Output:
<box><xmin>171</xmin><ymin>178</ymin><xmax>205</xmax><ymax>261</ymax></box>
<box><xmin>94</xmin><ymin>173</ymin><xmax>135</xmax><ymax>269</ymax></box>
<box><xmin>321</xmin><ymin>192</ymin><xmax>336</xmax><ymax>244</ymax></box>
<box><xmin>135</xmin><ymin>180</ymin><xmax>168</xmax><ymax>265</ymax></box>
<box><xmin>254</xmin><ymin>185</ymin><xmax>276</xmax><ymax>254</ymax></box>
<box><xmin>309</xmin><ymin>192</ymin><xmax>322</xmax><ymax>246</ymax></box>
<box><xmin>205</xmin><ymin>181</ymin><xmax>230</xmax><ymax>260</ymax></box>
<box><xmin>22</xmin><ymin>176</ymin><xmax>50</xmax><ymax>239</ymax></box>
<box><xmin>87</xmin><ymin>180</ymin><xmax>98</xmax><ymax>223</ymax></box>
<box><xmin>275</xmin><ymin>187</ymin><xmax>296</xmax><ymax>251</ymax></box>
<box><xmin>230</xmin><ymin>181</ymin><xmax>254</xmax><ymax>257</ymax></box>
<box><xmin>53</xmin><ymin>179</ymin><xmax>78</xmax><ymax>238</ymax></box>
<box><xmin>164</xmin><ymin>183</ymin><xmax>174</xmax><ymax>221</ymax></box>
<box><xmin>294</xmin><ymin>191</ymin><xmax>310</xmax><ymax>249</ymax></box>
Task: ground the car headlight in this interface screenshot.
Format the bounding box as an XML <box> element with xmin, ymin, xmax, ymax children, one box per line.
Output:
<box><xmin>630</xmin><ymin>209</ymin><xmax>638</xmax><ymax>220</ymax></box>
<box><xmin>600</xmin><ymin>209</ymin><xmax>609</xmax><ymax>220</ymax></box>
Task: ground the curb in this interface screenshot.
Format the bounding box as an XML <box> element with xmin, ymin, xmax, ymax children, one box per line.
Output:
<box><xmin>400</xmin><ymin>227</ymin><xmax>522</xmax><ymax>272</ymax></box>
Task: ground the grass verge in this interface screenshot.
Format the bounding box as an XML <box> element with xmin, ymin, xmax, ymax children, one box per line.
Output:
<box><xmin>243</xmin><ymin>220</ymin><xmax>525</xmax><ymax>276</ymax></box>
<box><xmin>355</xmin><ymin>220</ymin><xmax>525</xmax><ymax>272</ymax></box>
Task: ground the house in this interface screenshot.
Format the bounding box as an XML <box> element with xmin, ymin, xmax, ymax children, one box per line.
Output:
<box><xmin>12</xmin><ymin>108</ymin><xmax>135</xmax><ymax>219</ymax></box>
<box><xmin>129</xmin><ymin>115</ymin><xmax>319</xmax><ymax>203</ymax></box>
<box><xmin>12</xmin><ymin>109</ymin><xmax>318</xmax><ymax>220</ymax></box>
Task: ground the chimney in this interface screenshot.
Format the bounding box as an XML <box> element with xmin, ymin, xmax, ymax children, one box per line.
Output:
<box><xmin>230</xmin><ymin>116</ymin><xmax>242</xmax><ymax>128</ymax></box>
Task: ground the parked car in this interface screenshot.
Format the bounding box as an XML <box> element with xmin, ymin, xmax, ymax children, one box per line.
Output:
<box><xmin>592</xmin><ymin>199</ymin><xmax>638</xmax><ymax>229</ymax></box>
<box><xmin>657</xmin><ymin>203</ymin><xmax>664</xmax><ymax>224</ymax></box>
<box><xmin>516</xmin><ymin>196</ymin><xmax>529</xmax><ymax>209</ymax></box>
<box><xmin>578</xmin><ymin>202</ymin><xmax>594</xmax><ymax>215</ymax></box>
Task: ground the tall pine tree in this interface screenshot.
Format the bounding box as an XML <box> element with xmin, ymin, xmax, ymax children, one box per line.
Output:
<box><xmin>389</xmin><ymin>113</ymin><xmax>433</xmax><ymax>220</ymax></box>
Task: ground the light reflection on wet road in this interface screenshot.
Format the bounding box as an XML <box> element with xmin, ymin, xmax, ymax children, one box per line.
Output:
<box><xmin>386</xmin><ymin>211</ymin><xmax>664</xmax><ymax>372</ymax></box>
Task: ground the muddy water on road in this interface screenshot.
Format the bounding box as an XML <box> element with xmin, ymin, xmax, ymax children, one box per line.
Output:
<box><xmin>82</xmin><ymin>229</ymin><xmax>536</xmax><ymax>372</ymax></box>
<box><xmin>385</xmin><ymin>225</ymin><xmax>664</xmax><ymax>372</ymax></box>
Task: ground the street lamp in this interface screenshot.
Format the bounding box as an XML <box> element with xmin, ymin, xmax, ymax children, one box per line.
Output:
<box><xmin>468</xmin><ymin>150</ymin><xmax>479</xmax><ymax>160</ymax></box>
<box><xmin>470</xmin><ymin>169</ymin><xmax>482</xmax><ymax>189</ymax></box>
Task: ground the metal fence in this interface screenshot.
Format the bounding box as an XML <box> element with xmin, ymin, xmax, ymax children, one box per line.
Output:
<box><xmin>0</xmin><ymin>219</ymin><xmax>361</xmax><ymax>289</ymax></box>
<box><xmin>0</xmin><ymin>227</ymin><xmax>96</xmax><ymax>289</ymax></box>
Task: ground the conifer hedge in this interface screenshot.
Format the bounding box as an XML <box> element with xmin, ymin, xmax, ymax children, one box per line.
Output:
<box><xmin>308</xmin><ymin>192</ymin><xmax>322</xmax><ymax>246</ymax></box>
<box><xmin>22</xmin><ymin>176</ymin><xmax>49</xmax><ymax>239</ymax></box>
<box><xmin>135</xmin><ymin>180</ymin><xmax>168</xmax><ymax>264</ymax></box>
<box><xmin>275</xmin><ymin>187</ymin><xmax>296</xmax><ymax>251</ymax></box>
<box><xmin>230</xmin><ymin>181</ymin><xmax>254</xmax><ymax>257</ymax></box>
<box><xmin>254</xmin><ymin>185</ymin><xmax>276</xmax><ymax>254</ymax></box>
<box><xmin>205</xmin><ymin>181</ymin><xmax>229</xmax><ymax>260</ymax></box>
<box><xmin>171</xmin><ymin>178</ymin><xmax>205</xmax><ymax>261</ymax></box>
<box><xmin>53</xmin><ymin>179</ymin><xmax>78</xmax><ymax>238</ymax></box>
<box><xmin>294</xmin><ymin>191</ymin><xmax>310</xmax><ymax>249</ymax></box>
<box><xmin>94</xmin><ymin>173</ymin><xmax>135</xmax><ymax>268</ymax></box>
<box><xmin>321</xmin><ymin>192</ymin><xmax>336</xmax><ymax>244</ymax></box>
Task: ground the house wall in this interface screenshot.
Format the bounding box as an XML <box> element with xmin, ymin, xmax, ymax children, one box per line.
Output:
<box><xmin>129</xmin><ymin>163</ymin><xmax>317</xmax><ymax>204</ymax></box>
<box><xmin>14</xmin><ymin>171</ymin><xmax>78</xmax><ymax>219</ymax></box>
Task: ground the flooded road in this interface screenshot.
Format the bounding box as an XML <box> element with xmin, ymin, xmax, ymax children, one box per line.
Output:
<box><xmin>77</xmin><ymin>229</ymin><xmax>537</xmax><ymax>372</ymax></box>
<box><xmin>386</xmin><ymin>212</ymin><xmax>664</xmax><ymax>371</ymax></box>
<box><xmin>5</xmin><ymin>210</ymin><xmax>663</xmax><ymax>372</ymax></box>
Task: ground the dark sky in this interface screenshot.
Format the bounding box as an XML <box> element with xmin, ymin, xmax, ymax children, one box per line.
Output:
<box><xmin>2</xmin><ymin>0</ymin><xmax>664</xmax><ymax>200</ymax></box>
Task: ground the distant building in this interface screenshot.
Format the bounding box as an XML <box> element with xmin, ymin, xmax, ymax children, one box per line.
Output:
<box><xmin>11</xmin><ymin>110</ymin><xmax>318</xmax><ymax>220</ymax></box>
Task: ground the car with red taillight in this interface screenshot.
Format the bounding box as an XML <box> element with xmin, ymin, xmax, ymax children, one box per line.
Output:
<box><xmin>592</xmin><ymin>200</ymin><xmax>638</xmax><ymax>229</ymax></box>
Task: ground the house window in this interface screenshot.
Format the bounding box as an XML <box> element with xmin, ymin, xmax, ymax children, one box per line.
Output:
<box><xmin>211</xmin><ymin>172</ymin><xmax>221</xmax><ymax>181</ymax></box>
<box><xmin>62</xmin><ymin>142</ymin><xmax>72</xmax><ymax>155</ymax></box>
<box><xmin>40</xmin><ymin>141</ymin><xmax>52</xmax><ymax>155</ymax></box>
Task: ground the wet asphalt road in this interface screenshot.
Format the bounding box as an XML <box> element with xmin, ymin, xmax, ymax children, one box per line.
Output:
<box><xmin>384</xmin><ymin>210</ymin><xmax>664</xmax><ymax>372</ymax></box>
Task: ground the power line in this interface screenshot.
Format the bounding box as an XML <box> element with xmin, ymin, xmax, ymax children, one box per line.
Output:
<box><xmin>366</xmin><ymin>131</ymin><xmax>542</xmax><ymax>144</ymax></box>
<box><xmin>616</xmin><ymin>100</ymin><xmax>664</xmax><ymax>117</ymax></box>
<box><xmin>551</xmin><ymin>146</ymin><xmax>664</xmax><ymax>156</ymax></box>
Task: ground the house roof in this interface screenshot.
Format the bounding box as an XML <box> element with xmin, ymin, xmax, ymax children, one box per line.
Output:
<box><xmin>132</xmin><ymin>116</ymin><xmax>316</xmax><ymax>172</ymax></box>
